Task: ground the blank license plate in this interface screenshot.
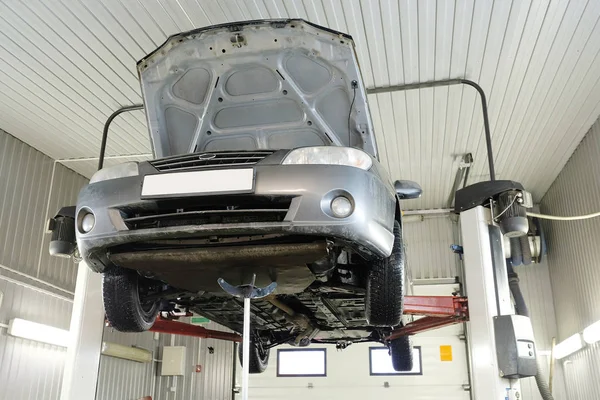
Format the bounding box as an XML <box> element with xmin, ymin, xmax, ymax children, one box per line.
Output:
<box><xmin>141</xmin><ymin>169</ymin><xmax>254</xmax><ymax>197</ymax></box>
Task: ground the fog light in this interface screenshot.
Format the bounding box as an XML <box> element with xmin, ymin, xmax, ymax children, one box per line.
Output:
<box><xmin>81</xmin><ymin>212</ymin><xmax>95</xmax><ymax>233</ymax></box>
<box><xmin>331</xmin><ymin>196</ymin><xmax>353</xmax><ymax>218</ymax></box>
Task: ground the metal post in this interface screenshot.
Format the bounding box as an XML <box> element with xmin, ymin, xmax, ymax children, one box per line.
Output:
<box><xmin>98</xmin><ymin>104</ymin><xmax>144</xmax><ymax>170</ymax></box>
<box><xmin>242</xmin><ymin>297</ymin><xmax>251</xmax><ymax>400</ymax></box>
<box><xmin>60</xmin><ymin>262</ymin><xmax>105</xmax><ymax>400</ymax></box>
<box><xmin>549</xmin><ymin>337</ymin><xmax>556</xmax><ymax>393</ymax></box>
<box><xmin>217</xmin><ymin>275</ymin><xmax>277</xmax><ymax>400</ymax></box>
<box><xmin>460</xmin><ymin>206</ymin><xmax>520</xmax><ymax>400</ymax></box>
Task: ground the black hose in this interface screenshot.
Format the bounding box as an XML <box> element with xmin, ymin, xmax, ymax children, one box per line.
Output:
<box><xmin>507</xmin><ymin>262</ymin><xmax>554</xmax><ymax>400</ymax></box>
<box><xmin>460</xmin><ymin>79</ymin><xmax>495</xmax><ymax>181</ymax></box>
<box><xmin>366</xmin><ymin>79</ymin><xmax>496</xmax><ymax>181</ymax></box>
<box><xmin>98</xmin><ymin>104</ymin><xmax>144</xmax><ymax>170</ymax></box>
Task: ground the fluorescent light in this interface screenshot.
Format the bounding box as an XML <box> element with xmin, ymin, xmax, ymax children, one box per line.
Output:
<box><xmin>7</xmin><ymin>318</ymin><xmax>69</xmax><ymax>347</ymax></box>
<box><xmin>583</xmin><ymin>320</ymin><xmax>600</xmax><ymax>344</ymax></box>
<box><xmin>554</xmin><ymin>333</ymin><xmax>583</xmax><ymax>359</ymax></box>
<box><xmin>102</xmin><ymin>342</ymin><xmax>152</xmax><ymax>363</ymax></box>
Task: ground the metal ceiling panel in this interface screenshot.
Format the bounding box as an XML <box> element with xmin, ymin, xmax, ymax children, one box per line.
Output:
<box><xmin>1</xmin><ymin>0</ymin><xmax>599</xmax><ymax>209</ymax></box>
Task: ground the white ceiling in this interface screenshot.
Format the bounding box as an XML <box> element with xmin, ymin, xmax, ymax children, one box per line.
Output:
<box><xmin>1</xmin><ymin>0</ymin><xmax>600</xmax><ymax>209</ymax></box>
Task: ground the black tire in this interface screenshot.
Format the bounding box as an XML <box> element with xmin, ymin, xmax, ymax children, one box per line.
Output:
<box><xmin>365</xmin><ymin>220</ymin><xmax>405</xmax><ymax>327</ymax></box>
<box><xmin>238</xmin><ymin>337</ymin><xmax>270</xmax><ymax>374</ymax></box>
<box><xmin>103</xmin><ymin>269</ymin><xmax>160</xmax><ymax>332</ymax></box>
<box><xmin>390</xmin><ymin>335</ymin><xmax>414</xmax><ymax>372</ymax></box>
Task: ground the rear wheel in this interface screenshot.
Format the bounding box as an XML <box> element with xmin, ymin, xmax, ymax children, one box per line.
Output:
<box><xmin>103</xmin><ymin>269</ymin><xmax>161</xmax><ymax>332</ymax></box>
<box><xmin>390</xmin><ymin>335</ymin><xmax>414</xmax><ymax>372</ymax></box>
<box><xmin>365</xmin><ymin>220</ymin><xmax>405</xmax><ymax>327</ymax></box>
<box><xmin>238</xmin><ymin>336</ymin><xmax>270</xmax><ymax>374</ymax></box>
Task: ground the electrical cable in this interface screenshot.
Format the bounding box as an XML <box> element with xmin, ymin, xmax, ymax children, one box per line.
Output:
<box><xmin>526</xmin><ymin>211</ymin><xmax>600</xmax><ymax>221</ymax></box>
<box><xmin>347</xmin><ymin>81</ymin><xmax>357</xmax><ymax>147</ymax></box>
<box><xmin>494</xmin><ymin>195</ymin><xmax>517</xmax><ymax>221</ymax></box>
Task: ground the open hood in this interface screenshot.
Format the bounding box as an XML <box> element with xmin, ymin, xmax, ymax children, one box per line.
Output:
<box><xmin>138</xmin><ymin>19</ymin><xmax>377</xmax><ymax>158</ymax></box>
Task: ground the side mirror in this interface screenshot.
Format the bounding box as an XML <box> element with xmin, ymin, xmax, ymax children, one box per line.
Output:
<box><xmin>394</xmin><ymin>180</ymin><xmax>422</xmax><ymax>200</ymax></box>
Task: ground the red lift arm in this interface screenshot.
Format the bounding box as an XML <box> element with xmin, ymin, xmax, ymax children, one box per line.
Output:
<box><xmin>387</xmin><ymin>296</ymin><xmax>469</xmax><ymax>340</ymax></box>
<box><xmin>150</xmin><ymin>317</ymin><xmax>242</xmax><ymax>342</ymax></box>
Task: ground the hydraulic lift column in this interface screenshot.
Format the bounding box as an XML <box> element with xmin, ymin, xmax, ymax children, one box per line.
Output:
<box><xmin>460</xmin><ymin>206</ymin><xmax>535</xmax><ymax>400</ymax></box>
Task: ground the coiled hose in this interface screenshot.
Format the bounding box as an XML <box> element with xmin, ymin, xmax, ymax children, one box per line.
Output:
<box><xmin>507</xmin><ymin>263</ymin><xmax>555</xmax><ymax>400</ymax></box>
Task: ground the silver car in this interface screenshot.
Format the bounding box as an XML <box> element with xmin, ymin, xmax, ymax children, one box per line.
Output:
<box><xmin>50</xmin><ymin>19</ymin><xmax>421</xmax><ymax>373</ymax></box>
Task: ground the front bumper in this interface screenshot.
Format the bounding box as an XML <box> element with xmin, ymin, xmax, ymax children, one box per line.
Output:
<box><xmin>76</xmin><ymin>162</ymin><xmax>396</xmax><ymax>273</ymax></box>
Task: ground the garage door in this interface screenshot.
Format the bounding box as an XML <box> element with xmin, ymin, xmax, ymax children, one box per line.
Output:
<box><xmin>236</xmin><ymin>283</ymin><xmax>470</xmax><ymax>400</ymax></box>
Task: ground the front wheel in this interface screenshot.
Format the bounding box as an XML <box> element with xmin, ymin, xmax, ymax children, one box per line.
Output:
<box><xmin>103</xmin><ymin>269</ymin><xmax>161</xmax><ymax>332</ymax></box>
<box><xmin>365</xmin><ymin>220</ymin><xmax>405</xmax><ymax>327</ymax></box>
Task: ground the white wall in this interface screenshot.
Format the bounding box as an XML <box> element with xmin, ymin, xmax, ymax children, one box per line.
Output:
<box><xmin>95</xmin><ymin>317</ymin><xmax>236</xmax><ymax>400</ymax></box>
<box><xmin>0</xmin><ymin>279</ymin><xmax>72</xmax><ymax>400</ymax></box>
<box><xmin>95</xmin><ymin>328</ymin><xmax>156</xmax><ymax>400</ymax></box>
<box><xmin>246</xmin><ymin>337</ymin><xmax>469</xmax><ymax>400</ymax></box>
<box><xmin>0</xmin><ymin>130</ymin><xmax>83</xmax><ymax>400</ymax></box>
<box><xmin>0</xmin><ymin>129</ymin><xmax>236</xmax><ymax>400</ymax></box>
<box><xmin>541</xmin><ymin>116</ymin><xmax>600</xmax><ymax>399</ymax></box>
<box><xmin>244</xmin><ymin>283</ymin><xmax>469</xmax><ymax>400</ymax></box>
<box><xmin>403</xmin><ymin>216</ymin><xmax>460</xmax><ymax>280</ymax></box>
<box><xmin>154</xmin><ymin>320</ymin><xmax>235</xmax><ymax>400</ymax></box>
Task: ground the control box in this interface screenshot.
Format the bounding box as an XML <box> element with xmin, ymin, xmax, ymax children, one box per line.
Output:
<box><xmin>494</xmin><ymin>314</ymin><xmax>537</xmax><ymax>379</ymax></box>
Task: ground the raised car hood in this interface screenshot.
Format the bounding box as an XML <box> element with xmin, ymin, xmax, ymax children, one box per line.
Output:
<box><xmin>138</xmin><ymin>19</ymin><xmax>377</xmax><ymax>158</ymax></box>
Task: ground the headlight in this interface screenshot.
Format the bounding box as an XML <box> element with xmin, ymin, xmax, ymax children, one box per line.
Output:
<box><xmin>282</xmin><ymin>147</ymin><xmax>372</xmax><ymax>170</ymax></box>
<box><xmin>90</xmin><ymin>162</ymin><xmax>139</xmax><ymax>183</ymax></box>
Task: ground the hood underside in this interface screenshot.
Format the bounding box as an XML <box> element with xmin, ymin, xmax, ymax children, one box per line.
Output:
<box><xmin>138</xmin><ymin>19</ymin><xmax>377</xmax><ymax>158</ymax></box>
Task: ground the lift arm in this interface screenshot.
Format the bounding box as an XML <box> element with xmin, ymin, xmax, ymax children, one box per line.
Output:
<box><xmin>387</xmin><ymin>296</ymin><xmax>469</xmax><ymax>340</ymax></box>
<box><xmin>150</xmin><ymin>317</ymin><xmax>242</xmax><ymax>342</ymax></box>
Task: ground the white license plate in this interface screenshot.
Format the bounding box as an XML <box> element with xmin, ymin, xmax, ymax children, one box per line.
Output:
<box><xmin>141</xmin><ymin>169</ymin><xmax>254</xmax><ymax>197</ymax></box>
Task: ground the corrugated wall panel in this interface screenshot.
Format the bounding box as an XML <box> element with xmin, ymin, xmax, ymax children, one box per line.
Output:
<box><xmin>561</xmin><ymin>342</ymin><xmax>600</xmax><ymax>400</ymax></box>
<box><xmin>0</xmin><ymin>130</ymin><xmax>52</xmax><ymax>277</ymax></box>
<box><xmin>541</xmin><ymin>116</ymin><xmax>600</xmax><ymax>399</ymax></box>
<box><xmin>95</xmin><ymin>328</ymin><xmax>157</xmax><ymax>400</ymax></box>
<box><xmin>0</xmin><ymin>278</ymin><xmax>72</xmax><ymax>400</ymax></box>
<box><xmin>153</xmin><ymin>320</ymin><xmax>234</xmax><ymax>400</ymax></box>
<box><xmin>0</xmin><ymin>129</ymin><xmax>87</xmax><ymax>293</ymax></box>
<box><xmin>403</xmin><ymin>216</ymin><xmax>459</xmax><ymax>280</ymax></box>
<box><xmin>1</xmin><ymin>1</ymin><xmax>600</xmax><ymax>209</ymax></box>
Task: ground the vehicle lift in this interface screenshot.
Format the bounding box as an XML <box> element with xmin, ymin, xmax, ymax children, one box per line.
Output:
<box><xmin>59</xmin><ymin>204</ymin><xmax>534</xmax><ymax>400</ymax></box>
<box><xmin>59</xmin><ymin>79</ymin><xmax>539</xmax><ymax>400</ymax></box>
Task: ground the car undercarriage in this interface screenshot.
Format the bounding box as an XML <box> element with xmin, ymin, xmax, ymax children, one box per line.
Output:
<box><xmin>115</xmin><ymin>233</ymin><xmax>391</xmax><ymax>347</ymax></box>
<box><xmin>183</xmin><ymin>261</ymin><xmax>386</xmax><ymax>346</ymax></box>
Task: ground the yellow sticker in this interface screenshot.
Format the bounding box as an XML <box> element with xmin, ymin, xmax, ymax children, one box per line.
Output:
<box><xmin>440</xmin><ymin>345</ymin><xmax>453</xmax><ymax>361</ymax></box>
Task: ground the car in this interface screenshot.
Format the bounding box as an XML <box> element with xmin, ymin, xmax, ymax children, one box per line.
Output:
<box><xmin>49</xmin><ymin>19</ymin><xmax>422</xmax><ymax>373</ymax></box>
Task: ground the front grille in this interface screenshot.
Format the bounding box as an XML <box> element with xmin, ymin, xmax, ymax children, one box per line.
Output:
<box><xmin>150</xmin><ymin>151</ymin><xmax>275</xmax><ymax>172</ymax></box>
<box><xmin>121</xmin><ymin>196</ymin><xmax>292</xmax><ymax>230</ymax></box>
